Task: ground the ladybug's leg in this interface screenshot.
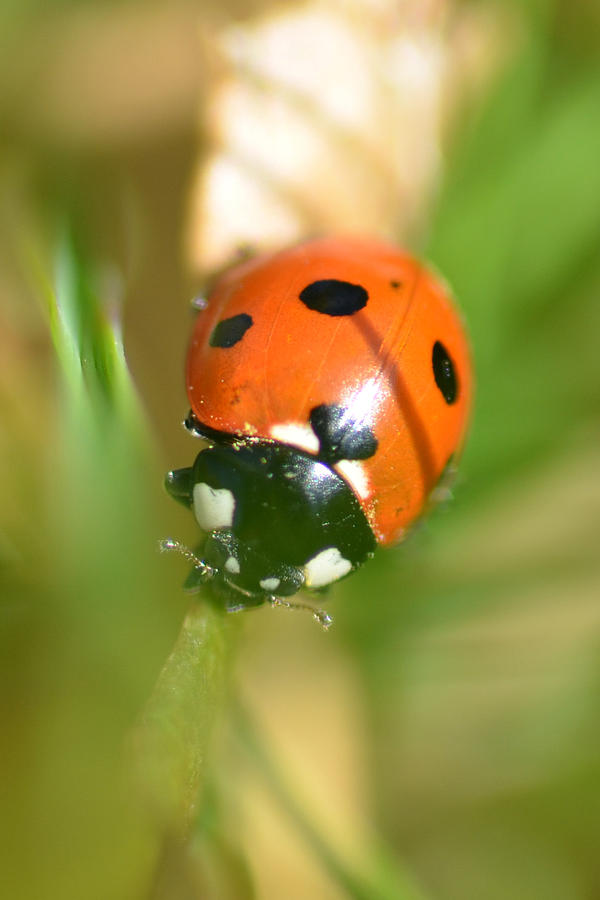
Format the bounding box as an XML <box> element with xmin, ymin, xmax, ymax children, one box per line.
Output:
<box><xmin>269</xmin><ymin>595</ymin><xmax>333</xmax><ymax>631</ymax></box>
<box><xmin>159</xmin><ymin>538</ymin><xmax>216</xmax><ymax>581</ymax></box>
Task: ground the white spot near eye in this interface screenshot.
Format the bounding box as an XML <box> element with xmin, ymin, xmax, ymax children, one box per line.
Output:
<box><xmin>259</xmin><ymin>576</ymin><xmax>281</xmax><ymax>592</ymax></box>
<box><xmin>193</xmin><ymin>483</ymin><xmax>235</xmax><ymax>531</ymax></box>
<box><xmin>304</xmin><ymin>547</ymin><xmax>352</xmax><ymax>588</ymax></box>
<box><xmin>335</xmin><ymin>459</ymin><xmax>371</xmax><ymax>499</ymax></box>
<box><xmin>225</xmin><ymin>556</ymin><xmax>240</xmax><ymax>574</ymax></box>
<box><xmin>270</xmin><ymin>422</ymin><xmax>320</xmax><ymax>454</ymax></box>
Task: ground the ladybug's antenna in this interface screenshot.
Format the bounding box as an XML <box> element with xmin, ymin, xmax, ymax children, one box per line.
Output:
<box><xmin>159</xmin><ymin>538</ymin><xmax>216</xmax><ymax>579</ymax></box>
<box><xmin>160</xmin><ymin>539</ymin><xmax>333</xmax><ymax>630</ymax></box>
<box><xmin>269</xmin><ymin>595</ymin><xmax>333</xmax><ymax>631</ymax></box>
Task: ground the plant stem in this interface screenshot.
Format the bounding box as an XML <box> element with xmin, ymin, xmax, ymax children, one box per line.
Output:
<box><xmin>134</xmin><ymin>602</ymin><xmax>241</xmax><ymax>833</ymax></box>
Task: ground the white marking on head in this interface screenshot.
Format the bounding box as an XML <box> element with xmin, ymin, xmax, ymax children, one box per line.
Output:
<box><xmin>193</xmin><ymin>483</ymin><xmax>235</xmax><ymax>531</ymax></box>
<box><xmin>224</xmin><ymin>556</ymin><xmax>240</xmax><ymax>574</ymax></box>
<box><xmin>335</xmin><ymin>459</ymin><xmax>371</xmax><ymax>499</ymax></box>
<box><xmin>270</xmin><ymin>422</ymin><xmax>320</xmax><ymax>454</ymax></box>
<box><xmin>304</xmin><ymin>547</ymin><xmax>352</xmax><ymax>588</ymax></box>
<box><xmin>259</xmin><ymin>576</ymin><xmax>281</xmax><ymax>593</ymax></box>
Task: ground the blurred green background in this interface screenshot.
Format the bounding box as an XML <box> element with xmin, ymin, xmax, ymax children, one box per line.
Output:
<box><xmin>1</xmin><ymin>1</ymin><xmax>599</xmax><ymax>898</ymax></box>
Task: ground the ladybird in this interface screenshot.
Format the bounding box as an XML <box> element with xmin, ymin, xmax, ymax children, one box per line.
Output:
<box><xmin>164</xmin><ymin>236</ymin><xmax>472</xmax><ymax>624</ymax></box>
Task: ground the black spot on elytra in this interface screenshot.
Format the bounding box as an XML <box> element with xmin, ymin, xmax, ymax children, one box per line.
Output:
<box><xmin>299</xmin><ymin>279</ymin><xmax>368</xmax><ymax>317</ymax></box>
<box><xmin>310</xmin><ymin>403</ymin><xmax>378</xmax><ymax>464</ymax></box>
<box><xmin>432</xmin><ymin>341</ymin><xmax>458</xmax><ymax>404</ymax></box>
<box><xmin>390</xmin><ymin>280</ymin><xmax>402</xmax><ymax>289</ymax></box>
<box><xmin>209</xmin><ymin>313</ymin><xmax>253</xmax><ymax>348</ymax></box>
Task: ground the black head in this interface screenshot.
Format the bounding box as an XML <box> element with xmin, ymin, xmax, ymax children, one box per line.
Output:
<box><xmin>167</xmin><ymin>439</ymin><xmax>376</xmax><ymax>603</ymax></box>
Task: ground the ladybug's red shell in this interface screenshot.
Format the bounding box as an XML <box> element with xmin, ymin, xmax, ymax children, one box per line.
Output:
<box><xmin>186</xmin><ymin>237</ymin><xmax>472</xmax><ymax>546</ymax></box>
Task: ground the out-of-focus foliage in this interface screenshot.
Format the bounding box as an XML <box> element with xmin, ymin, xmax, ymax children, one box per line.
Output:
<box><xmin>0</xmin><ymin>224</ymin><xmax>238</xmax><ymax>898</ymax></box>
<box><xmin>1</xmin><ymin>1</ymin><xmax>599</xmax><ymax>899</ymax></box>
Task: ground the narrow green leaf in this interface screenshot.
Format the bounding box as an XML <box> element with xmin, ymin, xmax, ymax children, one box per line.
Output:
<box><xmin>133</xmin><ymin>603</ymin><xmax>240</xmax><ymax>832</ymax></box>
<box><xmin>3</xmin><ymin>223</ymin><xmax>241</xmax><ymax>899</ymax></box>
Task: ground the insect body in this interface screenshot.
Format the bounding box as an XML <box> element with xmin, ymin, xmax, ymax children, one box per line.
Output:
<box><xmin>165</xmin><ymin>236</ymin><xmax>472</xmax><ymax>619</ymax></box>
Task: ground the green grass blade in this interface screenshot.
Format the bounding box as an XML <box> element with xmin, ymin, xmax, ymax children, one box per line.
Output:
<box><xmin>2</xmin><ymin>224</ymin><xmax>239</xmax><ymax>899</ymax></box>
<box><xmin>134</xmin><ymin>603</ymin><xmax>241</xmax><ymax>832</ymax></box>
